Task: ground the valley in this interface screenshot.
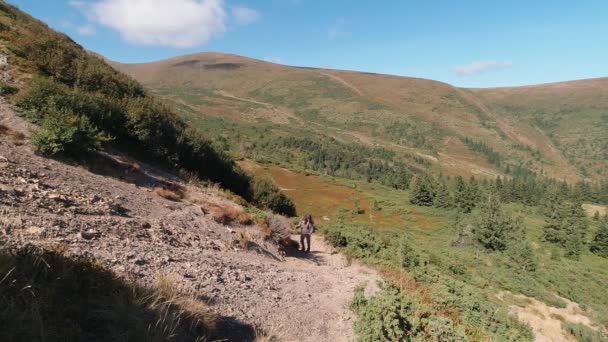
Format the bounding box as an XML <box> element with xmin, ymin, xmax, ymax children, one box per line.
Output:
<box><xmin>0</xmin><ymin>1</ymin><xmax>607</xmax><ymax>341</ymax></box>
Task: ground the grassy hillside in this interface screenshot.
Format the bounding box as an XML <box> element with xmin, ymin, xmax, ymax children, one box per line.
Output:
<box><xmin>472</xmin><ymin>78</ymin><xmax>608</xmax><ymax>180</ymax></box>
<box><xmin>0</xmin><ymin>3</ymin><xmax>294</xmax><ymax>215</ymax></box>
<box><xmin>113</xmin><ymin>53</ymin><xmax>607</xmax><ymax>184</ymax></box>
<box><xmin>245</xmin><ymin>159</ymin><xmax>608</xmax><ymax>340</ymax></box>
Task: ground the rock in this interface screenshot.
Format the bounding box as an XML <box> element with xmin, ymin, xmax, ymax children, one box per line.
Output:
<box><xmin>48</xmin><ymin>193</ymin><xmax>68</xmax><ymax>203</ymax></box>
<box><xmin>80</xmin><ymin>229</ymin><xmax>101</xmax><ymax>240</ymax></box>
<box><xmin>26</xmin><ymin>226</ymin><xmax>45</xmax><ymax>236</ymax></box>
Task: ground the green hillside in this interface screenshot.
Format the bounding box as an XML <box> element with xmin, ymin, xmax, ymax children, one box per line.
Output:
<box><xmin>113</xmin><ymin>53</ymin><xmax>607</xmax><ymax>185</ymax></box>
<box><xmin>473</xmin><ymin>79</ymin><xmax>608</xmax><ymax>179</ymax></box>
<box><xmin>0</xmin><ymin>2</ymin><xmax>293</xmax><ymax>214</ymax></box>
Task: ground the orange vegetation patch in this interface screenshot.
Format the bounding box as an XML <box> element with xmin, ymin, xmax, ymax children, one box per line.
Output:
<box><xmin>239</xmin><ymin>160</ymin><xmax>371</xmax><ymax>223</ymax></box>
<box><xmin>239</xmin><ymin>160</ymin><xmax>439</xmax><ymax>229</ymax></box>
<box><xmin>153</xmin><ymin>183</ymin><xmax>186</xmax><ymax>202</ymax></box>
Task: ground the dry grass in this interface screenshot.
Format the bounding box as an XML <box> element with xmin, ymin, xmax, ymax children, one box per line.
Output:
<box><xmin>155</xmin><ymin>275</ymin><xmax>217</xmax><ymax>331</ymax></box>
<box><xmin>210</xmin><ymin>205</ymin><xmax>252</xmax><ymax>225</ymax></box>
<box><xmin>238</xmin><ymin>231</ymin><xmax>251</xmax><ymax>250</ymax></box>
<box><xmin>153</xmin><ymin>183</ymin><xmax>186</xmax><ymax>202</ymax></box>
<box><xmin>254</xmin><ymin>324</ymin><xmax>282</xmax><ymax>342</ymax></box>
<box><xmin>262</xmin><ymin>213</ymin><xmax>298</xmax><ymax>248</ymax></box>
<box><xmin>0</xmin><ymin>245</ymin><xmax>217</xmax><ymax>341</ymax></box>
<box><xmin>0</xmin><ymin>124</ymin><xmax>25</xmax><ymax>145</ymax></box>
<box><xmin>550</xmin><ymin>313</ymin><xmax>566</xmax><ymax>322</ymax></box>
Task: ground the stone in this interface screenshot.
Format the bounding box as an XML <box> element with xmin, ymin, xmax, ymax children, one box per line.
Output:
<box><xmin>80</xmin><ymin>230</ymin><xmax>101</xmax><ymax>240</ymax></box>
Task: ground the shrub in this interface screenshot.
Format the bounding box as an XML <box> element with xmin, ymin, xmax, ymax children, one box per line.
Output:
<box><xmin>210</xmin><ymin>206</ymin><xmax>246</xmax><ymax>225</ymax></box>
<box><xmin>561</xmin><ymin>322</ymin><xmax>608</xmax><ymax>342</ymax></box>
<box><xmin>350</xmin><ymin>283</ymin><xmax>467</xmax><ymax>341</ymax></box>
<box><xmin>153</xmin><ymin>184</ymin><xmax>185</xmax><ymax>202</ymax></box>
<box><xmin>251</xmin><ymin>177</ymin><xmax>296</xmax><ymax>216</ymax></box>
<box><xmin>590</xmin><ymin>218</ymin><xmax>608</xmax><ymax>258</ymax></box>
<box><xmin>31</xmin><ymin>109</ymin><xmax>107</xmax><ymax>156</ymax></box>
<box><xmin>0</xmin><ymin>81</ymin><xmax>18</xmax><ymax>95</ymax></box>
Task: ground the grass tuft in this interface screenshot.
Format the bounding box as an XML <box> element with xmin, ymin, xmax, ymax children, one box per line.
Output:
<box><xmin>0</xmin><ymin>245</ymin><xmax>216</xmax><ymax>342</ymax></box>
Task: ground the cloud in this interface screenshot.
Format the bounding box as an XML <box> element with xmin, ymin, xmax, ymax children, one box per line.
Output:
<box><xmin>263</xmin><ymin>56</ymin><xmax>283</xmax><ymax>64</ymax></box>
<box><xmin>450</xmin><ymin>60</ymin><xmax>513</xmax><ymax>76</ymax></box>
<box><xmin>328</xmin><ymin>18</ymin><xmax>349</xmax><ymax>40</ymax></box>
<box><xmin>76</xmin><ymin>24</ymin><xmax>96</xmax><ymax>36</ymax></box>
<box><xmin>232</xmin><ymin>6</ymin><xmax>259</xmax><ymax>26</ymax></box>
<box><xmin>81</xmin><ymin>0</ymin><xmax>227</xmax><ymax>48</ymax></box>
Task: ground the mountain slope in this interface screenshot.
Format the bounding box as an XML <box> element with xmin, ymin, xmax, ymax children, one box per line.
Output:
<box><xmin>113</xmin><ymin>52</ymin><xmax>604</xmax><ymax>183</ymax></box>
<box><xmin>472</xmin><ymin>78</ymin><xmax>608</xmax><ymax>179</ymax></box>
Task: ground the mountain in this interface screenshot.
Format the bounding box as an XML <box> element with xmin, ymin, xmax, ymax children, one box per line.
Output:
<box><xmin>113</xmin><ymin>53</ymin><xmax>607</xmax><ymax>183</ymax></box>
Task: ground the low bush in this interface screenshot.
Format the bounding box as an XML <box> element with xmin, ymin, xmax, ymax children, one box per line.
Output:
<box><xmin>561</xmin><ymin>322</ymin><xmax>608</xmax><ymax>342</ymax></box>
<box><xmin>30</xmin><ymin>109</ymin><xmax>107</xmax><ymax>156</ymax></box>
<box><xmin>209</xmin><ymin>205</ymin><xmax>251</xmax><ymax>226</ymax></box>
<box><xmin>251</xmin><ymin>177</ymin><xmax>296</xmax><ymax>216</ymax></box>
<box><xmin>350</xmin><ymin>283</ymin><xmax>466</xmax><ymax>341</ymax></box>
<box><xmin>0</xmin><ymin>81</ymin><xmax>18</xmax><ymax>95</ymax></box>
<box><xmin>153</xmin><ymin>185</ymin><xmax>185</xmax><ymax>202</ymax></box>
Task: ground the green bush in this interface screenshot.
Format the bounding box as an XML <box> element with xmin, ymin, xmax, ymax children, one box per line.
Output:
<box><xmin>590</xmin><ymin>218</ymin><xmax>608</xmax><ymax>258</ymax></box>
<box><xmin>31</xmin><ymin>109</ymin><xmax>107</xmax><ymax>156</ymax></box>
<box><xmin>2</xmin><ymin>4</ymin><xmax>290</xmax><ymax>205</ymax></box>
<box><xmin>0</xmin><ymin>81</ymin><xmax>18</xmax><ymax>95</ymax></box>
<box><xmin>250</xmin><ymin>177</ymin><xmax>296</xmax><ymax>216</ymax></box>
<box><xmin>561</xmin><ymin>322</ymin><xmax>608</xmax><ymax>342</ymax></box>
<box><xmin>350</xmin><ymin>283</ymin><xmax>466</xmax><ymax>342</ymax></box>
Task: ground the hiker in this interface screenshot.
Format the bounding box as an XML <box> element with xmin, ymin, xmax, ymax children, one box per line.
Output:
<box><xmin>297</xmin><ymin>214</ymin><xmax>315</xmax><ymax>252</ymax></box>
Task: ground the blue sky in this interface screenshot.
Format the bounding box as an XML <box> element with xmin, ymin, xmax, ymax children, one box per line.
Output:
<box><xmin>8</xmin><ymin>0</ymin><xmax>608</xmax><ymax>87</ymax></box>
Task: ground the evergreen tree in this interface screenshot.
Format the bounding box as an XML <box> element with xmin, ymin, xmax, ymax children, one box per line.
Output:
<box><xmin>508</xmin><ymin>241</ymin><xmax>538</xmax><ymax>272</ymax></box>
<box><xmin>475</xmin><ymin>194</ymin><xmax>522</xmax><ymax>251</ymax></box>
<box><xmin>454</xmin><ymin>176</ymin><xmax>475</xmax><ymax>213</ymax></box>
<box><xmin>433</xmin><ymin>180</ymin><xmax>453</xmax><ymax>209</ymax></box>
<box><xmin>543</xmin><ymin>201</ymin><xmax>587</xmax><ymax>259</ymax></box>
<box><xmin>590</xmin><ymin>217</ymin><xmax>608</xmax><ymax>258</ymax></box>
<box><xmin>410</xmin><ymin>174</ymin><xmax>436</xmax><ymax>206</ymax></box>
<box><xmin>467</xmin><ymin>177</ymin><xmax>482</xmax><ymax>204</ymax></box>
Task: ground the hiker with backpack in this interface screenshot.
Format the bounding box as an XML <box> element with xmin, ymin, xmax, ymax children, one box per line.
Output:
<box><xmin>297</xmin><ymin>214</ymin><xmax>315</xmax><ymax>252</ymax></box>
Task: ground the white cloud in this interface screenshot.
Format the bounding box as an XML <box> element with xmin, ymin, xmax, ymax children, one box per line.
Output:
<box><xmin>263</xmin><ymin>56</ymin><xmax>283</xmax><ymax>64</ymax></box>
<box><xmin>450</xmin><ymin>60</ymin><xmax>513</xmax><ymax>76</ymax></box>
<box><xmin>232</xmin><ymin>6</ymin><xmax>259</xmax><ymax>26</ymax></box>
<box><xmin>328</xmin><ymin>18</ymin><xmax>348</xmax><ymax>40</ymax></box>
<box><xmin>68</xmin><ymin>0</ymin><xmax>85</xmax><ymax>8</ymax></box>
<box><xmin>82</xmin><ymin>0</ymin><xmax>227</xmax><ymax>48</ymax></box>
<box><xmin>76</xmin><ymin>24</ymin><xmax>96</xmax><ymax>35</ymax></box>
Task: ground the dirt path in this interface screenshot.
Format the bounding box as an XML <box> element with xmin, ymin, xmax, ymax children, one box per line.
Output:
<box><xmin>320</xmin><ymin>72</ymin><xmax>364</xmax><ymax>96</ymax></box>
<box><xmin>497</xmin><ymin>291</ymin><xmax>601</xmax><ymax>342</ymax></box>
<box><xmin>254</xmin><ymin>235</ymin><xmax>380</xmax><ymax>341</ymax></box>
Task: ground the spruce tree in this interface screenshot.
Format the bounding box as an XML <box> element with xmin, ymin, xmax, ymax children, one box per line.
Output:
<box><xmin>433</xmin><ymin>180</ymin><xmax>453</xmax><ymax>209</ymax></box>
<box><xmin>590</xmin><ymin>217</ymin><xmax>608</xmax><ymax>258</ymax></box>
<box><xmin>543</xmin><ymin>201</ymin><xmax>588</xmax><ymax>258</ymax></box>
<box><xmin>508</xmin><ymin>241</ymin><xmax>538</xmax><ymax>272</ymax></box>
<box><xmin>454</xmin><ymin>176</ymin><xmax>475</xmax><ymax>213</ymax></box>
<box><xmin>409</xmin><ymin>174</ymin><xmax>436</xmax><ymax>206</ymax></box>
<box><xmin>475</xmin><ymin>193</ymin><xmax>521</xmax><ymax>251</ymax></box>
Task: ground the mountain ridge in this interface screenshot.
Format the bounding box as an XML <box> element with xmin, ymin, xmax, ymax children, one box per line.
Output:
<box><xmin>113</xmin><ymin>52</ymin><xmax>608</xmax><ymax>183</ymax></box>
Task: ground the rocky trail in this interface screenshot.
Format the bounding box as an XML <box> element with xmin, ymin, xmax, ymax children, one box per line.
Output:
<box><xmin>0</xmin><ymin>101</ymin><xmax>379</xmax><ymax>341</ymax></box>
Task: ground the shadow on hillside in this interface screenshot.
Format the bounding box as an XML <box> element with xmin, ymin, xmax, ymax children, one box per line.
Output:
<box><xmin>284</xmin><ymin>247</ymin><xmax>325</xmax><ymax>265</ymax></box>
<box><xmin>0</xmin><ymin>245</ymin><xmax>256</xmax><ymax>342</ymax></box>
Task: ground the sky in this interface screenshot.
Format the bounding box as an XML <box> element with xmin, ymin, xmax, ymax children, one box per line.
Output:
<box><xmin>8</xmin><ymin>0</ymin><xmax>608</xmax><ymax>88</ymax></box>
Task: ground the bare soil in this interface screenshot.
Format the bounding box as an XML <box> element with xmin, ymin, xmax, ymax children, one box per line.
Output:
<box><xmin>0</xmin><ymin>101</ymin><xmax>380</xmax><ymax>341</ymax></box>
